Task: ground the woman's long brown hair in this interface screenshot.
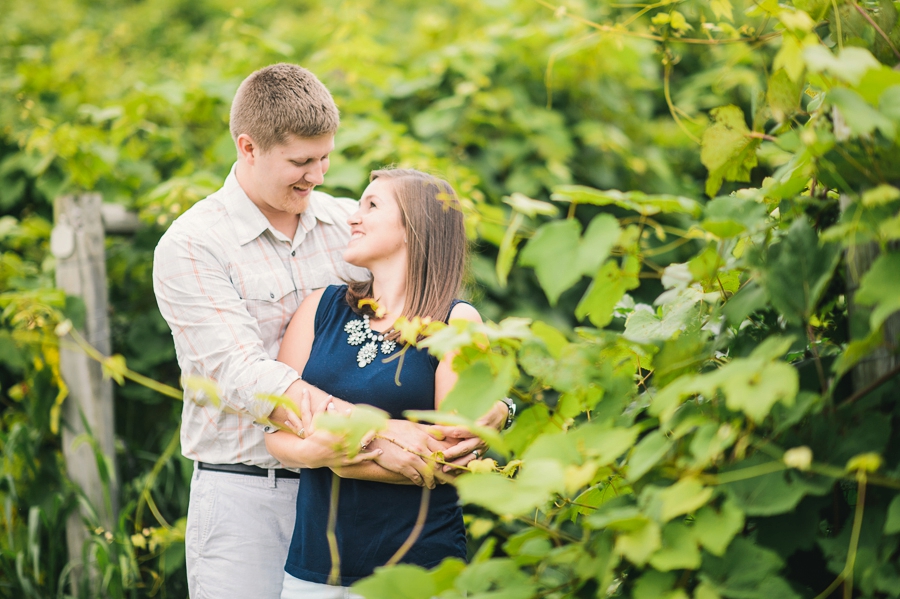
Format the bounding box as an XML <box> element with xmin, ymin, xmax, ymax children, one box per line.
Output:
<box><xmin>345</xmin><ymin>168</ymin><xmax>467</xmax><ymax>333</ymax></box>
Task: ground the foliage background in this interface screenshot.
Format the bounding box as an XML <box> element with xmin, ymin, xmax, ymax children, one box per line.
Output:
<box><xmin>2</xmin><ymin>0</ymin><xmax>900</xmax><ymax>597</ymax></box>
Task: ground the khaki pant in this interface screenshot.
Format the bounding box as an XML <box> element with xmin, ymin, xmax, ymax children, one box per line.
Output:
<box><xmin>186</xmin><ymin>464</ymin><xmax>299</xmax><ymax>599</ymax></box>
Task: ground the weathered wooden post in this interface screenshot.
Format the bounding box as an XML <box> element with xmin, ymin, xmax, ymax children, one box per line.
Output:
<box><xmin>841</xmin><ymin>195</ymin><xmax>900</xmax><ymax>401</ymax></box>
<box><xmin>51</xmin><ymin>193</ymin><xmax>138</xmax><ymax>587</ymax></box>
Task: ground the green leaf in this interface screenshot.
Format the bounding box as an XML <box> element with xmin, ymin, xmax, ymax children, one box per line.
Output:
<box><xmin>716</xmin><ymin>358</ymin><xmax>799</xmax><ymax>422</ymax></box>
<box><xmin>453</xmin><ymin>558</ymin><xmax>536</xmax><ymax>598</ymax></box>
<box><xmin>519</xmin><ymin>219</ymin><xmax>582</xmax><ymax>305</ymax></box>
<box><xmin>700</xmin><ymin>537</ymin><xmax>799</xmax><ymax>599</ymax></box>
<box><xmin>576</xmin><ymin>258</ymin><xmax>640</xmax><ymax>327</ymax></box>
<box><xmin>701</xmin><ymin>105</ymin><xmax>759</xmax><ymax>197</ymax></box>
<box><xmin>767</xmin><ymin>69</ymin><xmax>802</xmax><ymax>122</ymax></box>
<box><xmin>803</xmin><ymin>45</ymin><xmax>881</xmax><ymax>86</ymax></box>
<box><xmin>552</xmin><ymin>186</ymin><xmax>702</xmax><ymax>216</ymax></box>
<box><xmin>649</xmin><ymin>521</ymin><xmax>702</xmax><ymax>571</ymax></box>
<box><xmin>569</xmin><ymin>424</ymin><xmax>639</xmax><ymax>466</ymax></box>
<box><xmin>518</xmin><ymin>215</ymin><xmax>620</xmax><ymax>305</ymax></box>
<box><xmin>530</xmin><ymin>320</ymin><xmax>569</xmax><ymax>358</ymax></box>
<box><xmin>828</xmin><ymin>88</ymin><xmax>896</xmax><ymax>139</ymax></box>
<box><xmin>861</xmin><ymin>184</ymin><xmax>900</xmax><ymax>207</ymax></box>
<box><xmin>503</xmin><ymin>192</ymin><xmax>558</xmax><ymax>217</ymax></box>
<box><xmin>496</xmin><ymin>211</ymin><xmax>523</xmax><ymax>287</ymax></box>
<box><xmin>885</xmin><ymin>495</ymin><xmax>900</xmax><ymax>535</ymax></box>
<box><xmin>633</xmin><ymin>570</ymin><xmax>678</xmax><ymax>599</ymax></box>
<box><xmin>615</xmin><ymin>518</ymin><xmax>662</xmax><ymax>566</ymax></box>
<box><xmin>456</xmin><ymin>458</ymin><xmax>565</xmax><ymax>516</ymax></box>
<box><xmin>710</xmin><ymin>0</ymin><xmax>733</xmax><ymax>21</ymax></box>
<box><xmin>723</xmin><ymin>281</ymin><xmax>768</xmax><ymax>326</ymax></box>
<box><xmin>578</xmin><ymin>214</ymin><xmax>621</xmax><ymax>276</ymax></box>
<box><xmin>316</xmin><ymin>404</ymin><xmax>389</xmax><ymax>457</ymax></box>
<box><xmin>702</xmin><ymin>196</ymin><xmax>768</xmax><ymax>238</ymax></box>
<box><xmin>627</xmin><ymin>431</ymin><xmax>673</xmax><ymax>482</ymax></box>
<box><xmin>723</xmin><ymin>455</ymin><xmax>829</xmax><ymax>516</ymax></box>
<box><xmin>855</xmin><ymin>252</ymin><xmax>900</xmax><ymax>330</ymax></box>
<box><xmin>353</xmin><ymin>564</ymin><xmax>435</xmax><ymax>599</ymax></box>
<box><xmin>693</xmin><ymin>498</ymin><xmax>745</xmax><ymax>556</ymax></box>
<box><xmin>880</xmin><ymin>85</ymin><xmax>900</xmax><ymax>119</ymax></box>
<box><xmin>651</xmin><ymin>476</ymin><xmax>714</xmax><ymax>522</ymax></box>
<box><xmin>440</xmin><ymin>356</ymin><xmax>517</xmax><ymax>420</ymax></box>
<box><xmin>759</xmin><ymin>217</ymin><xmax>840</xmax><ymax>325</ymax></box>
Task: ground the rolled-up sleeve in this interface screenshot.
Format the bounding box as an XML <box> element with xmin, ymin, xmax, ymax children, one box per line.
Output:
<box><xmin>153</xmin><ymin>228</ymin><xmax>299</xmax><ymax>421</ymax></box>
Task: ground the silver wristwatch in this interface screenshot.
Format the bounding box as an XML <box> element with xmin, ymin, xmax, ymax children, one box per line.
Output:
<box><xmin>500</xmin><ymin>397</ymin><xmax>516</xmax><ymax>430</ymax></box>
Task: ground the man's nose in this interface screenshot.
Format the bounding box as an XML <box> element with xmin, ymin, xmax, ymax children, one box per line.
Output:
<box><xmin>306</xmin><ymin>162</ymin><xmax>326</xmax><ymax>186</ymax></box>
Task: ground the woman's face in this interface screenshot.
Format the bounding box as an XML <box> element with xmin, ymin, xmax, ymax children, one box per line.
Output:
<box><xmin>343</xmin><ymin>178</ymin><xmax>407</xmax><ymax>270</ymax></box>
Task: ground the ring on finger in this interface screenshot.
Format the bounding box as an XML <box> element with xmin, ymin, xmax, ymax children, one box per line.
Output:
<box><xmin>471</xmin><ymin>450</ymin><xmax>480</xmax><ymax>459</ymax></box>
<box><xmin>297</xmin><ymin>427</ymin><xmax>306</xmax><ymax>439</ymax></box>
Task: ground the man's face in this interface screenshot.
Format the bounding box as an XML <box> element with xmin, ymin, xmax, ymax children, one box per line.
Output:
<box><xmin>243</xmin><ymin>134</ymin><xmax>334</xmax><ymax>217</ymax></box>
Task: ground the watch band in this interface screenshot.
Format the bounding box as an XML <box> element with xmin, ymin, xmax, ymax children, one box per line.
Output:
<box><xmin>500</xmin><ymin>397</ymin><xmax>516</xmax><ymax>430</ymax></box>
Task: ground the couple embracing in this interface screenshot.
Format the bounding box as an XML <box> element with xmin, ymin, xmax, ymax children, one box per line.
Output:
<box><xmin>152</xmin><ymin>64</ymin><xmax>513</xmax><ymax>598</ymax></box>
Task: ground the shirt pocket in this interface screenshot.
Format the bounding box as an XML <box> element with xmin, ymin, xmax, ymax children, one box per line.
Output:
<box><xmin>236</xmin><ymin>270</ymin><xmax>297</xmax><ymax>321</ymax></box>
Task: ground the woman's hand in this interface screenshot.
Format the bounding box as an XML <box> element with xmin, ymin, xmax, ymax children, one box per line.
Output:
<box><xmin>430</xmin><ymin>399</ymin><xmax>509</xmax><ymax>473</ymax></box>
<box><xmin>371</xmin><ymin>420</ymin><xmax>460</xmax><ymax>488</ymax></box>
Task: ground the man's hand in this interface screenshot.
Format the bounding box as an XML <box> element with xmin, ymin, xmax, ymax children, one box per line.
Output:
<box><xmin>267</xmin><ymin>389</ymin><xmax>381</xmax><ymax>469</ymax></box>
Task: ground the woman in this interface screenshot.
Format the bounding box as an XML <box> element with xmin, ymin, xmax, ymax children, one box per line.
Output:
<box><xmin>266</xmin><ymin>169</ymin><xmax>500</xmax><ymax>598</ymax></box>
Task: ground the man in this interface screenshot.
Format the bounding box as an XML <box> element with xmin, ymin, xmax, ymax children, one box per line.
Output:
<box><xmin>153</xmin><ymin>64</ymin><xmax>474</xmax><ymax>599</ymax></box>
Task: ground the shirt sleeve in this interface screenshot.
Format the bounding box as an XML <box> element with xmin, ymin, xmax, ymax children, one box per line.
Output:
<box><xmin>152</xmin><ymin>227</ymin><xmax>299</xmax><ymax>421</ymax></box>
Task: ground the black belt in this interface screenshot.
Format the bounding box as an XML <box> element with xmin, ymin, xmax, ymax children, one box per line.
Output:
<box><xmin>197</xmin><ymin>461</ymin><xmax>300</xmax><ymax>479</ymax></box>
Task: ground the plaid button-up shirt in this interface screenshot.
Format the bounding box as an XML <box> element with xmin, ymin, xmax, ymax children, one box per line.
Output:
<box><xmin>153</xmin><ymin>165</ymin><xmax>368</xmax><ymax>468</ymax></box>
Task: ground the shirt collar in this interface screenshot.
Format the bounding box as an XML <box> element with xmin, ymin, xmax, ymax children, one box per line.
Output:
<box><xmin>221</xmin><ymin>164</ymin><xmax>334</xmax><ymax>245</ymax></box>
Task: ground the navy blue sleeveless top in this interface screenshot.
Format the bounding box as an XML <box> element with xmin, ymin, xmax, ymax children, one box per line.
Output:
<box><xmin>284</xmin><ymin>285</ymin><xmax>468</xmax><ymax>585</ymax></box>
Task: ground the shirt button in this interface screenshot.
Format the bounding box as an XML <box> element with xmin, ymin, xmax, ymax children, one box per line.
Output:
<box><xmin>291</xmin><ymin>251</ymin><xmax>296</xmax><ymax>256</ymax></box>
<box><xmin>270</xmin><ymin>292</ymin><xmax>275</xmax><ymax>299</ymax></box>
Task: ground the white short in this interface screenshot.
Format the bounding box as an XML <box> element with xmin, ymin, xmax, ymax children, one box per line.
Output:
<box><xmin>185</xmin><ymin>465</ymin><xmax>299</xmax><ymax>599</ymax></box>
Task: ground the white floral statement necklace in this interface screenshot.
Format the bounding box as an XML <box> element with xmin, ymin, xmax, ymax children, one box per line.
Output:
<box><xmin>344</xmin><ymin>314</ymin><xmax>398</xmax><ymax>367</ymax></box>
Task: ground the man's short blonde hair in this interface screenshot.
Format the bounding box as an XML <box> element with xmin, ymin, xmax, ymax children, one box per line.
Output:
<box><xmin>229</xmin><ymin>63</ymin><xmax>339</xmax><ymax>151</ymax></box>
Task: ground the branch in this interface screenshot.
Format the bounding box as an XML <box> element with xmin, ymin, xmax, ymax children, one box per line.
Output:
<box><xmin>837</xmin><ymin>361</ymin><xmax>900</xmax><ymax>409</ymax></box>
<box><xmin>851</xmin><ymin>1</ymin><xmax>900</xmax><ymax>62</ymax></box>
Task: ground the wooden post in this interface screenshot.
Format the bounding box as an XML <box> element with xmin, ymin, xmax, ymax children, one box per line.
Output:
<box><xmin>51</xmin><ymin>193</ymin><xmax>120</xmax><ymax>587</ymax></box>
<box><xmin>841</xmin><ymin>195</ymin><xmax>900</xmax><ymax>395</ymax></box>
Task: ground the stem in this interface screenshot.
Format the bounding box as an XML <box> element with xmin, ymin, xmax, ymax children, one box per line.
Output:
<box><xmin>134</xmin><ymin>426</ymin><xmax>181</xmax><ymax>531</ymax></box>
<box><xmin>812</xmin><ymin>471</ymin><xmax>867</xmax><ymax>599</ymax></box>
<box><xmin>664</xmin><ymin>62</ymin><xmax>701</xmax><ymax>144</ymax></box>
<box><xmin>807</xmin><ymin>325</ymin><xmax>828</xmax><ymax>395</ymax></box>
<box><xmin>326</xmin><ymin>473</ymin><xmax>342</xmax><ymax>586</ymax></box>
<box><xmin>703</xmin><ymin>460</ymin><xmax>787</xmax><ymax>485</ymax></box>
<box><xmin>831</xmin><ymin>0</ymin><xmax>843</xmax><ymax>51</ymax></box>
<box><xmin>64</xmin><ymin>328</ymin><xmax>183</xmax><ymax>400</ymax></box>
<box><xmin>384</xmin><ymin>487</ymin><xmax>431</xmax><ymax>566</ymax></box>
<box><xmin>746</xmin><ymin>132</ymin><xmax>777</xmax><ymax>142</ymax></box>
<box><xmin>850</xmin><ymin>1</ymin><xmax>900</xmax><ymax>61</ymax></box>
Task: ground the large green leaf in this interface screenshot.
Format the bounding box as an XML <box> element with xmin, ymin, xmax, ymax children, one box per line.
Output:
<box><xmin>456</xmin><ymin>458</ymin><xmax>566</xmax><ymax>517</ymax></box>
<box><xmin>758</xmin><ymin>217</ymin><xmax>840</xmax><ymax>325</ymax></box>
<box><xmin>700</xmin><ymin>105</ymin><xmax>760</xmax><ymax>197</ymax></box>
<box><xmin>439</xmin><ymin>355</ymin><xmax>517</xmax><ymax>420</ymax></box>
<box><xmin>700</xmin><ymin>537</ymin><xmax>800</xmax><ymax>599</ymax></box>
<box><xmin>576</xmin><ymin>257</ymin><xmax>641</xmax><ymax>327</ymax></box>
<box><xmin>518</xmin><ymin>215</ymin><xmax>620</xmax><ymax>305</ymax></box>
<box><xmin>855</xmin><ymin>252</ymin><xmax>900</xmax><ymax>331</ymax></box>
<box><xmin>552</xmin><ymin>186</ymin><xmax>702</xmax><ymax>216</ymax></box>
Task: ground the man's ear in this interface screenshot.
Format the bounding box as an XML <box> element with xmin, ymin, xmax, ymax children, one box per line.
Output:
<box><xmin>236</xmin><ymin>134</ymin><xmax>257</xmax><ymax>164</ymax></box>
